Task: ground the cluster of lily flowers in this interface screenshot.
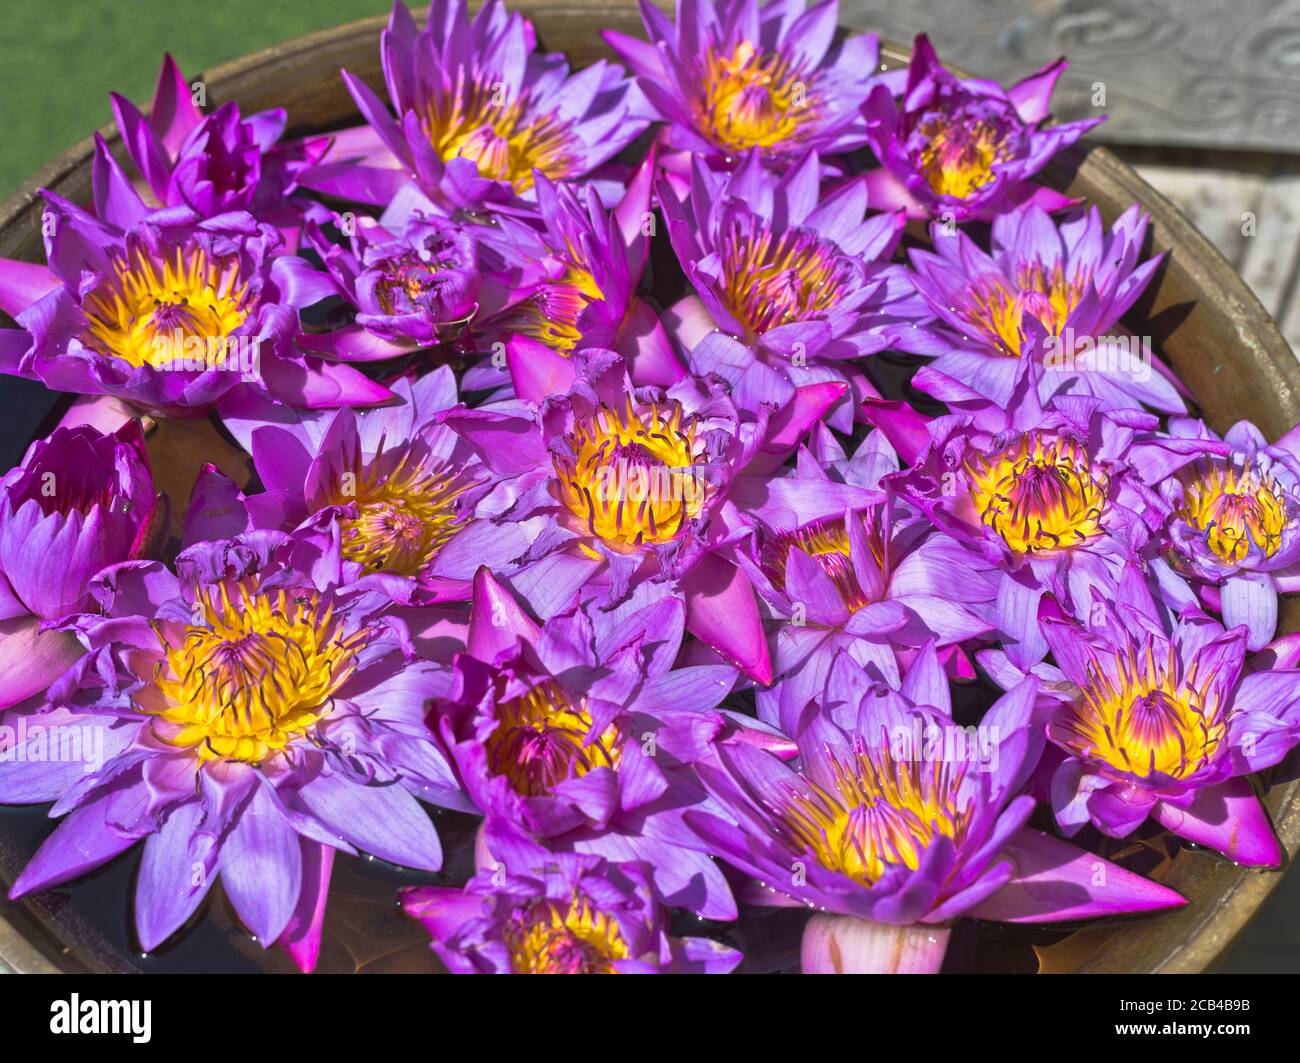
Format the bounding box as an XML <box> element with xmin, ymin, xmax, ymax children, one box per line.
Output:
<box><xmin>0</xmin><ymin>0</ymin><xmax>1297</xmax><ymax>976</ymax></box>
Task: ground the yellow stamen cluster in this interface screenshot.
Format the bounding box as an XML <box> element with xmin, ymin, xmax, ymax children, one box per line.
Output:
<box><xmin>483</xmin><ymin>681</ymin><xmax>622</xmax><ymax>797</ymax></box>
<box><xmin>698</xmin><ymin>41</ymin><xmax>814</xmax><ymax>153</ymax></box>
<box><xmin>964</xmin><ymin>261</ymin><xmax>1090</xmax><ymax>357</ymax></box>
<box><xmin>1053</xmin><ymin>641</ymin><xmax>1226</xmax><ymax>780</ymax></box>
<box><xmin>83</xmin><ymin>247</ymin><xmax>250</xmax><ymax>368</ymax></box>
<box><xmin>423</xmin><ymin>76</ymin><xmax>579</xmax><ymax>192</ymax></box>
<box><xmin>718</xmin><ymin>213</ymin><xmax>850</xmax><ymax>338</ymax></box>
<box><xmin>553</xmin><ymin>397</ymin><xmax>709</xmax><ymax>555</ymax></box>
<box><xmin>143</xmin><ymin>578</ymin><xmax>369</xmax><ymax>763</ymax></box>
<box><xmin>965</xmin><ymin>433</ymin><xmax>1108</xmax><ymax>555</ymax></box>
<box><xmin>502</xmin><ymin>894</ymin><xmax>631</xmax><ymax>973</ymax></box>
<box><xmin>779</xmin><ymin>741</ymin><xmax>972</xmax><ymax>885</ymax></box>
<box><xmin>1178</xmin><ymin>457</ymin><xmax>1288</xmax><ymax>564</ymax></box>
<box><xmin>320</xmin><ymin>447</ymin><xmax>472</xmax><ymax>576</ymax></box>
<box><xmin>501</xmin><ymin>264</ymin><xmax>604</xmax><ymax>353</ymax></box>
<box><xmin>762</xmin><ymin>517</ymin><xmax>879</xmax><ymax>613</ymax></box>
<box><xmin>916</xmin><ymin>116</ymin><xmax>1012</xmax><ymax>199</ymax></box>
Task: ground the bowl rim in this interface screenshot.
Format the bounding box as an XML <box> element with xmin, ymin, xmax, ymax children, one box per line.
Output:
<box><xmin>0</xmin><ymin>5</ymin><xmax>1297</xmax><ymax>975</ymax></box>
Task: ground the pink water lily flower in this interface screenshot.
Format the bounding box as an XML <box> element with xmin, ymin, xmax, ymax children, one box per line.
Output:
<box><xmin>403</xmin><ymin>820</ymin><xmax>741</xmax><ymax>973</ymax></box>
<box><xmin>441</xmin><ymin>348</ymin><xmax>846</xmax><ymax>682</ymax></box>
<box><xmin>429</xmin><ymin>567</ymin><xmax>742</xmax><ymax>917</ymax></box>
<box><xmin>1040</xmin><ymin>566</ymin><xmax>1300</xmax><ymax>867</ymax></box>
<box><xmin>0</xmin><ymin>170</ymin><xmax>391</xmax><ymax>417</ymax></box>
<box><xmin>298</xmin><ymin>0</ymin><xmax>650</xmax><ymax>213</ymax></box>
<box><xmin>904</xmin><ymin>204</ymin><xmax>1182</xmax><ymax>413</ymax></box>
<box><xmin>605</xmin><ymin>0</ymin><xmax>885</xmax><ymax>171</ymax></box>
<box><xmin>659</xmin><ymin>151</ymin><xmax>929</xmax><ymax>432</ymax></box>
<box><xmin>861</xmin><ymin>34</ymin><xmax>1103</xmax><ymax>222</ymax></box>
<box><xmin>684</xmin><ymin>653</ymin><xmax>1186</xmax><ymax>972</ymax></box>
<box><xmin>109</xmin><ymin>55</ymin><xmax>328</xmax><ymax>233</ymax></box>
<box><xmin>0</xmin><ymin>421</ymin><xmax>163</xmax><ymax>709</ymax></box>
<box><xmin>731</xmin><ymin>427</ymin><xmax>996</xmax><ymax>734</ymax></box>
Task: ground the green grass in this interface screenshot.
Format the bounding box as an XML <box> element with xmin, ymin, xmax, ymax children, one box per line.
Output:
<box><xmin>0</xmin><ymin>0</ymin><xmax>397</xmax><ymax>201</ymax></box>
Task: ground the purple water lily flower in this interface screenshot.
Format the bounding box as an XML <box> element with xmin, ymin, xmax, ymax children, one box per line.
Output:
<box><xmin>605</xmin><ymin>0</ymin><xmax>883</xmax><ymax>171</ymax></box>
<box><xmin>1040</xmin><ymin>569</ymin><xmax>1300</xmax><ymax>867</ymax></box>
<box><xmin>301</xmin><ymin>211</ymin><xmax>484</xmax><ymax>364</ymax></box>
<box><xmin>0</xmin><ymin>165</ymin><xmax>392</xmax><ymax>417</ymax></box>
<box><xmin>1147</xmin><ymin>417</ymin><xmax>1300</xmax><ymax>652</ymax></box>
<box><xmin>431</xmin><ymin>567</ymin><xmax>741</xmax><ymax>917</ymax></box>
<box><xmin>299</xmin><ymin>0</ymin><xmax>649</xmax><ymax>213</ymax></box>
<box><xmin>0</xmin><ymin>421</ymin><xmax>163</xmax><ymax>709</ymax></box>
<box><xmin>730</xmin><ymin>428</ymin><xmax>996</xmax><ymax>734</ymax></box>
<box><xmin>861</xmin><ymin>35</ymin><xmax>1103</xmax><ymax>222</ymax></box>
<box><xmin>214</xmin><ymin>366</ymin><xmax>499</xmax><ymax>604</ymax></box>
<box><xmin>110</xmin><ymin>55</ymin><xmax>327</xmax><ymax>231</ymax></box>
<box><xmin>905</xmin><ymin>204</ymin><xmax>1182</xmax><ymax>413</ymax></box>
<box><xmin>402</xmin><ymin>821</ymin><xmax>741</xmax><ymax>973</ymax></box>
<box><xmin>890</xmin><ymin>363</ymin><xmax>1190</xmax><ymax>671</ymax></box>
<box><xmin>441</xmin><ymin>349</ymin><xmax>846</xmax><ymax>682</ymax></box>
<box><xmin>683</xmin><ymin>657</ymin><xmax>1186</xmax><ymax>972</ymax></box>
<box><xmin>462</xmin><ymin>151</ymin><xmax>686</xmax><ymax>392</ymax></box>
<box><xmin>0</xmin><ymin>526</ymin><xmax>462</xmax><ymax>971</ymax></box>
<box><xmin>659</xmin><ymin>151</ymin><xmax>930</xmax><ymax>431</ymax></box>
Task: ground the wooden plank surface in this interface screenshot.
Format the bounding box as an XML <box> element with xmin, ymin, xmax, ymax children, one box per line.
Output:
<box><xmin>1116</xmin><ymin>146</ymin><xmax>1300</xmax><ymax>361</ymax></box>
<box><xmin>841</xmin><ymin>0</ymin><xmax>1300</xmax><ymax>154</ymax></box>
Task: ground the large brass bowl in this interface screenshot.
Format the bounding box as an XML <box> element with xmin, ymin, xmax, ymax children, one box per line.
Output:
<box><xmin>0</xmin><ymin>1</ymin><xmax>1297</xmax><ymax>974</ymax></box>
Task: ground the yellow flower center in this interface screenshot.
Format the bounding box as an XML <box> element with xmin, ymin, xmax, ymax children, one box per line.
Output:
<box><xmin>320</xmin><ymin>447</ymin><xmax>472</xmax><ymax>576</ymax></box>
<box><xmin>916</xmin><ymin>116</ymin><xmax>1011</xmax><ymax>199</ymax></box>
<box><xmin>83</xmin><ymin>246</ymin><xmax>251</xmax><ymax>368</ymax></box>
<box><xmin>1178</xmin><ymin>458</ymin><xmax>1289</xmax><ymax>563</ymax></box>
<box><xmin>500</xmin><ymin>264</ymin><xmax>603</xmax><ymax>353</ymax></box>
<box><xmin>964</xmin><ymin>262</ymin><xmax>1089</xmax><ymax>356</ymax></box>
<box><xmin>1052</xmin><ymin>642</ymin><xmax>1226</xmax><ymax>780</ymax></box>
<box><xmin>503</xmin><ymin>894</ymin><xmax>631</xmax><ymax>973</ymax></box>
<box><xmin>483</xmin><ymin>681</ymin><xmax>622</xmax><ymax>797</ymax></box>
<box><xmin>718</xmin><ymin>212</ymin><xmax>853</xmax><ymax>338</ymax></box>
<box><xmin>423</xmin><ymin>75</ymin><xmax>579</xmax><ymax>192</ymax></box>
<box><xmin>779</xmin><ymin>741</ymin><xmax>972</xmax><ymax>886</ymax></box>
<box><xmin>553</xmin><ymin>397</ymin><xmax>709</xmax><ymax>556</ymax></box>
<box><xmin>699</xmin><ymin>40</ymin><xmax>813</xmax><ymax>153</ymax></box>
<box><xmin>143</xmin><ymin>578</ymin><xmax>369</xmax><ymax>763</ymax></box>
<box><xmin>965</xmin><ymin>434</ymin><xmax>1108</xmax><ymax>555</ymax></box>
<box><xmin>761</xmin><ymin>517</ymin><xmax>881</xmax><ymax>613</ymax></box>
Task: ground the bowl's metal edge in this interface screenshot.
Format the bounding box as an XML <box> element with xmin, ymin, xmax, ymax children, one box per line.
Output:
<box><xmin>0</xmin><ymin>4</ymin><xmax>1297</xmax><ymax>975</ymax></box>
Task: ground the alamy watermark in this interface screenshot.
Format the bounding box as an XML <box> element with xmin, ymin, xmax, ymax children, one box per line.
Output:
<box><xmin>0</xmin><ymin>716</ymin><xmax>106</xmax><ymax>773</ymax></box>
<box><xmin>1043</xmin><ymin>328</ymin><xmax>1152</xmax><ymax>383</ymax></box>
<box><xmin>590</xmin><ymin>458</ymin><xmax>710</xmax><ymax>505</ymax></box>
<box><xmin>149</xmin><ymin>330</ymin><xmax>261</xmax><ymax>381</ymax></box>
<box><xmin>888</xmin><ymin>720</ymin><xmax>1001</xmax><ymax>773</ymax></box>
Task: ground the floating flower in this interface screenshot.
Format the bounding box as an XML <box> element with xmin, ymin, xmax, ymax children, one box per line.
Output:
<box><xmin>300</xmin><ymin>0</ymin><xmax>649</xmax><ymax>212</ymax></box>
<box><xmin>443</xmin><ymin>349</ymin><xmax>844</xmax><ymax>681</ymax></box>
<box><xmin>0</xmin><ymin>527</ymin><xmax>461</xmax><ymax>971</ymax></box>
<box><xmin>431</xmin><ymin>567</ymin><xmax>740</xmax><ymax>917</ymax></box>
<box><xmin>731</xmin><ymin>427</ymin><xmax>996</xmax><ymax>734</ymax></box>
<box><xmin>110</xmin><ymin>55</ymin><xmax>327</xmax><ymax>224</ymax></box>
<box><xmin>302</xmin><ymin>211</ymin><xmax>484</xmax><ymax>363</ymax></box>
<box><xmin>605</xmin><ymin>0</ymin><xmax>883</xmax><ymax>169</ymax></box>
<box><xmin>684</xmin><ymin>659</ymin><xmax>1185</xmax><ymax>972</ymax></box>
<box><xmin>906</xmin><ymin>204</ymin><xmax>1181</xmax><ymax>412</ymax></box>
<box><xmin>214</xmin><ymin>367</ymin><xmax>501</xmax><ymax>602</ymax></box>
<box><xmin>402</xmin><ymin>823</ymin><xmax>741</xmax><ymax>973</ymax></box>
<box><xmin>660</xmin><ymin>152</ymin><xmax>930</xmax><ymax>430</ymax></box>
<box><xmin>887</xmin><ymin>365</ymin><xmax>1185</xmax><ymax>670</ymax></box>
<box><xmin>461</xmin><ymin>154</ymin><xmax>685</xmax><ymax>392</ymax></box>
<box><xmin>0</xmin><ymin>422</ymin><xmax>163</xmax><ymax>709</ymax></box>
<box><xmin>1041</xmin><ymin>568</ymin><xmax>1300</xmax><ymax>866</ymax></box>
<box><xmin>1148</xmin><ymin>418</ymin><xmax>1300</xmax><ymax>651</ymax></box>
<box><xmin>0</xmin><ymin>166</ymin><xmax>391</xmax><ymax>417</ymax></box>
<box><xmin>861</xmin><ymin>35</ymin><xmax>1103</xmax><ymax>222</ymax></box>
